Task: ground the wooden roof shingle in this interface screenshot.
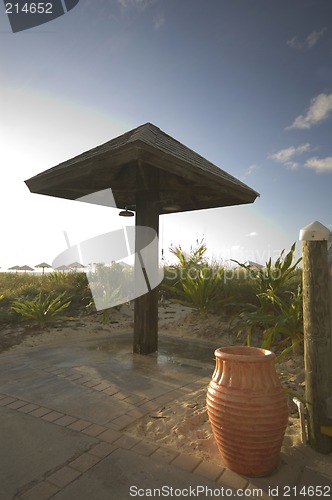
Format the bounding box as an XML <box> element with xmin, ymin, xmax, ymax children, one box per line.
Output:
<box><xmin>25</xmin><ymin>122</ymin><xmax>259</xmax><ymax>214</ymax></box>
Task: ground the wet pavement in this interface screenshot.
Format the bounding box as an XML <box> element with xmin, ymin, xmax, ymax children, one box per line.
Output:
<box><xmin>0</xmin><ymin>330</ymin><xmax>331</xmax><ymax>499</ymax></box>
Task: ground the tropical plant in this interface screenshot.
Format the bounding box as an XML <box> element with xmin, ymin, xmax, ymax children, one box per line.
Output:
<box><xmin>232</xmin><ymin>243</ymin><xmax>303</xmax><ymax>357</ymax></box>
<box><xmin>232</xmin><ymin>243</ymin><xmax>302</xmax><ymax>298</ymax></box>
<box><xmin>164</xmin><ymin>265</ymin><xmax>228</xmax><ymax>314</ymax></box>
<box><xmin>169</xmin><ymin>239</ymin><xmax>208</xmax><ymax>271</ymax></box>
<box><xmin>162</xmin><ymin>242</ymin><xmax>232</xmax><ymax>314</ymax></box>
<box><xmin>11</xmin><ymin>292</ymin><xmax>74</xmax><ymax>330</ymax></box>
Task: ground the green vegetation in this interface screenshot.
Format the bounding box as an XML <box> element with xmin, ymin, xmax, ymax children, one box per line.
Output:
<box><xmin>162</xmin><ymin>241</ymin><xmax>229</xmax><ymax>314</ymax></box>
<box><xmin>0</xmin><ymin>271</ymin><xmax>92</xmax><ymax>328</ymax></box>
<box><xmin>162</xmin><ymin>241</ymin><xmax>302</xmax><ymax>357</ymax></box>
<box><xmin>231</xmin><ymin>243</ymin><xmax>303</xmax><ymax>358</ymax></box>
<box><xmin>11</xmin><ymin>292</ymin><xmax>74</xmax><ymax>330</ymax></box>
<box><xmin>0</xmin><ymin>242</ymin><xmax>303</xmax><ymax>357</ymax></box>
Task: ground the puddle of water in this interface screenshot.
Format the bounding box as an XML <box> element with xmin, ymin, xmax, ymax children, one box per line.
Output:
<box><xmin>90</xmin><ymin>334</ymin><xmax>216</xmax><ymax>370</ymax></box>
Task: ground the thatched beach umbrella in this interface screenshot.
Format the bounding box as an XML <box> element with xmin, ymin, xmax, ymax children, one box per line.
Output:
<box><xmin>35</xmin><ymin>262</ymin><xmax>52</xmax><ymax>275</ymax></box>
<box><xmin>69</xmin><ymin>262</ymin><xmax>85</xmax><ymax>271</ymax></box>
<box><xmin>55</xmin><ymin>265</ymin><xmax>71</xmax><ymax>273</ymax></box>
<box><xmin>20</xmin><ymin>265</ymin><xmax>34</xmax><ymax>273</ymax></box>
<box><xmin>8</xmin><ymin>265</ymin><xmax>21</xmax><ymax>273</ymax></box>
<box><xmin>25</xmin><ymin>122</ymin><xmax>259</xmax><ymax>354</ymax></box>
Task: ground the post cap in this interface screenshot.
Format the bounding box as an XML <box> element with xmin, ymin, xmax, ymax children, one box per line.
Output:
<box><xmin>299</xmin><ymin>221</ymin><xmax>330</xmax><ymax>241</ymax></box>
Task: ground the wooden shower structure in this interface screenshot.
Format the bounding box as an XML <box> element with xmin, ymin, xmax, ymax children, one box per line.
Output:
<box><xmin>25</xmin><ymin>123</ymin><xmax>259</xmax><ymax>354</ymax></box>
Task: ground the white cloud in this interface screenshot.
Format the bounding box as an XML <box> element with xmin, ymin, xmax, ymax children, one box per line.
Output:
<box><xmin>241</xmin><ymin>164</ymin><xmax>259</xmax><ymax>181</ymax></box>
<box><xmin>305</xmin><ymin>156</ymin><xmax>332</xmax><ymax>173</ymax></box>
<box><xmin>246</xmin><ymin>164</ymin><xmax>258</xmax><ymax>176</ymax></box>
<box><xmin>287</xmin><ymin>29</ymin><xmax>326</xmax><ymax>50</ymax></box>
<box><xmin>306</xmin><ymin>29</ymin><xmax>326</xmax><ymax>48</ymax></box>
<box><xmin>287</xmin><ymin>36</ymin><xmax>303</xmax><ymax>49</ymax></box>
<box><xmin>268</xmin><ymin>143</ymin><xmax>311</xmax><ymax>167</ymax></box>
<box><xmin>288</xmin><ymin>93</ymin><xmax>332</xmax><ymax>129</ymax></box>
<box><xmin>269</xmin><ymin>144</ymin><xmax>332</xmax><ymax>175</ymax></box>
<box><xmin>248</xmin><ymin>232</ymin><xmax>258</xmax><ymax>237</ymax></box>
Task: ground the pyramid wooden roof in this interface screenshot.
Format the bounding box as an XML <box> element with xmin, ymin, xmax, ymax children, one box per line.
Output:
<box><xmin>25</xmin><ymin>123</ymin><xmax>259</xmax><ymax>214</ymax></box>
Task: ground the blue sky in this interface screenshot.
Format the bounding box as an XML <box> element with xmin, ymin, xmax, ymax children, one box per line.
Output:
<box><xmin>1</xmin><ymin>0</ymin><xmax>332</xmax><ymax>269</ymax></box>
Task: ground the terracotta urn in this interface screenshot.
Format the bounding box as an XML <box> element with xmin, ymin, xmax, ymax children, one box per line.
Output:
<box><xmin>206</xmin><ymin>346</ymin><xmax>288</xmax><ymax>477</ymax></box>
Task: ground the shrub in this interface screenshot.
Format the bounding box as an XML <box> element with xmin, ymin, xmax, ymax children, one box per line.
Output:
<box><xmin>233</xmin><ymin>243</ymin><xmax>303</xmax><ymax>357</ymax></box>
<box><xmin>164</xmin><ymin>266</ymin><xmax>228</xmax><ymax>314</ymax></box>
<box><xmin>162</xmin><ymin>242</ymin><xmax>232</xmax><ymax>314</ymax></box>
<box><xmin>11</xmin><ymin>292</ymin><xmax>74</xmax><ymax>330</ymax></box>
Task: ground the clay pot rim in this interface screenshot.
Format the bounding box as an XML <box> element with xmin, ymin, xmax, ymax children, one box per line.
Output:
<box><xmin>214</xmin><ymin>346</ymin><xmax>275</xmax><ymax>362</ymax></box>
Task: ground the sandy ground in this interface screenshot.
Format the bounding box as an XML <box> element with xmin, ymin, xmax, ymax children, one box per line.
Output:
<box><xmin>1</xmin><ymin>301</ymin><xmax>331</xmax><ymax>470</ymax></box>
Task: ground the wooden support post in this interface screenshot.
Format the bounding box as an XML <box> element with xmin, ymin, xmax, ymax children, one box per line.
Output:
<box><xmin>133</xmin><ymin>164</ymin><xmax>159</xmax><ymax>355</ymax></box>
<box><xmin>300</xmin><ymin>221</ymin><xmax>332</xmax><ymax>453</ymax></box>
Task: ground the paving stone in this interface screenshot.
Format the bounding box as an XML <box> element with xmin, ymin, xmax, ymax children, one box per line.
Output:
<box><xmin>150</xmin><ymin>446</ymin><xmax>179</xmax><ymax>464</ymax></box>
<box><xmin>7</xmin><ymin>400</ymin><xmax>28</xmax><ymax>410</ymax></box>
<box><xmin>54</xmin><ymin>415</ymin><xmax>78</xmax><ymax>427</ymax></box>
<box><xmin>20</xmin><ymin>481</ymin><xmax>60</xmax><ymax>500</ymax></box>
<box><xmin>89</xmin><ymin>442</ymin><xmax>117</xmax><ymax>459</ymax></box>
<box><xmin>218</xmin><ymin>468</ymin><xmax>249</xmax><ymax>490</ymax></box>
<box><xmin>258</xmin><ymin>457</ymin><xmax>302</xmax><ymax>488</ymax></box>
<box><xmin>170</xmin><ymin>453</ymin><xmax>202</xmax><ymax>472</ymax></box>
<box><xmin>64</xmin><ymin>374</ymin><xmax>83</xmax><ymax>381</ymax></box>
<box><xmin>113</xmin><ymin>391</ymin><xmax>131</xmax><ymax>400</ymax></box>
<box><xmin>67</xmin><ymin>419</ymin><xmax>92</xmax><ymax>432</ymax></box>
<box><xmin>152</xmin><ymin>393</ymin><xmax>177</xmax><ymax>405</ymax></box>
<box><xmin>29</xmin><ymin>407</ymin><xmax>52</xmax><ymax>418</ymax></box>
<box><xmin>82</xmin><ymin>424</ymin><xmax>108</xmax><ymax>437</ymax></box>
<box><xmin>110</xmin><ymin>413</ymin><xmax>139</xmax><ymax>429</ymax></box>
<box><xmin>137</xmin><ymin>401</ymin><xmax>159</xmax><ymax>413</ymax></box>
<box><xmin>123</xmin><ymin>393</ymin><xmax>147</xmax><ymax>405</ymax></box>
<box><xmin>182</xmin><ymin>381</ymin><xmax>208</xmax><ymax>392</ymax></box>
<box><xmin>31</xmin><ymin>363</ymin><xmax>49</xmax><ymax>370</ymax></box>
<box><xmin>47</xmin><ymin>368</ymin><xmax>64</xmax><ymax>374</ymax></box>
<box><xmin>102</xmin><ymin>385</ymin><xmax>119</xmax><ymax>396</ymax></box>
<box><xmin>47</xmin><ymin>466</ymin><xmax>81</xmax><ymax>488</ymax></box>
<box><xmin>298</xmin><ymin>465</ymin><xmax>332</xmax><ymax>488</ymax></box>
<box><xmin>1</xmin><ymin>400</ymin><xmax>98</xmax><ymax>497</ymax></box>
<box><xmin>91</xmin><ymin>382</ymin><xmax>111</xmax><ymax>391</ymax></box>
<box><xmin>73</xmin><ymin>376</ymin><xmax>92</xmax><ymax>384</ymax></box>
<box><xmin>104</xmin><ymin>421</ymin><xmax>122</xmax><ymax>431</ymax></box>
<box><xmin>42</xmin><ymin>411</ymin><xmax>64</xmax><ymax>422</ymax></box>
<box><xmin>69</xmin><ymin>453</ymin><xmax>101</xmax><ymax>472</ymax></box>
<box><xmin>142</xmin><ymin>387</ymin><xmax>172</xmax><ymax>399</ymax></box>
<box><xmin>131</xmin><ymin>440</ymin><xmax>159</xmax><ymax>457</ymax></box>
<box><xmin>17</xmin><ymin>404</ymin><xmax>40</xmax><ymax>414</ymax></box>
<box><xmin>193</xmin><ymin>460</ymin><xmax>225</xmax><ymax>481</ymax></box>
<box><xmin>0</xmin><ymin>396</ymin><xmax>17</xmax><ymax>406</ymax></box>
<box><xmin>57</xmin><ymin>371</ymin><xmax>72</xmax><ymax>378</ymax></box>
<box><xmin>98</xmin><ymin>428</ymin><xmax>122</xmax><ymax>443</ymax></box>
<box><xmin>112</xmin><ymin>434</ymin><xmax>141</xmax><ymax>450</ymax></box>
<box><xmin>126</xmin><ymin>407</ymin><xmax>146</xmax><ymax>418</ymax></box>
<box><xmin>83</xmin><ymin>380</ymin><xmax>100</xmax><ymax>388</ymax></box>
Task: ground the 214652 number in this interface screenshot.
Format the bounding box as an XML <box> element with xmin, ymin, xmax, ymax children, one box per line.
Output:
<box><xmin>5</xmin><ymin>3</ymin><xmax>53</xmax><ymax>14</ymax></box>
